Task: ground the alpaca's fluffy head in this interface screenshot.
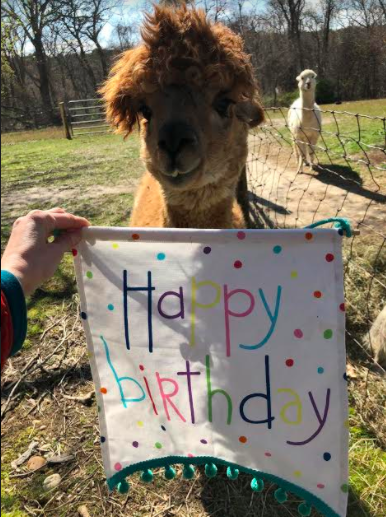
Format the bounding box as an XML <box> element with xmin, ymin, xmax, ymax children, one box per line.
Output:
<box><xmin>101</xmin><ymin>5</ymin><xmax>263</xmax><ymax>192</ymax></box>
<box><xmin>296</xmin><ymin>69</ymin><xmax>317</xmax><ymax>92</ymax></box>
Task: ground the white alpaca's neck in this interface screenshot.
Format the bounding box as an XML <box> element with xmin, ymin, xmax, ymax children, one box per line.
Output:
<box><xmin>299</xmin><ymin>88</ymin><xmax>315</xmax><ymax>109</ymax></box>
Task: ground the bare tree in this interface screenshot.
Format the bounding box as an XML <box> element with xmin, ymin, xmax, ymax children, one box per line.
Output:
<box><xmin>56</xmin><ymin>0</ymin><xmax>98</xmax><ymax>91</ymax></box>
<box><xmin>1</xmin><ymin>0</ymin><xmax>62</xmax><ymax>119</ymax></box>
<box><xmin>80</xmin><ymin>0</ymin><xmax>120</xmax><ymax>78</ymax></box>
<box><xmin>269</xmin><ymin>0</ymin><xmax>306</xmax><ymax>70</ymax></box>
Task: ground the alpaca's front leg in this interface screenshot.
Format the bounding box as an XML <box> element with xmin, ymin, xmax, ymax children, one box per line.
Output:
<box><xmin>295</xmin><ymin>143</ymin><xmax>305</xmax><ymax>173</ymax></box>
<box><xmin>309</xmin><ymin>146</ymin><xmax>317</xmax><ymax>170</ymax></box>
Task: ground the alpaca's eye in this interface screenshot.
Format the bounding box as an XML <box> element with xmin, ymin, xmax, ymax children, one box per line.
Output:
<box><xmin>139</xmin><ymin>105</ymin><xmax>152</xmax><ymax>121</ymax></box>
<box><xmin>214</xmin><ymin>98</ymin><xmax>234</xmax><ymax>117</ymax></box>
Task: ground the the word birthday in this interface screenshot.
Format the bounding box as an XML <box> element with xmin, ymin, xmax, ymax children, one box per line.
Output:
<box><xmin>101</xmin><ymin>336</ymin><xmax>331</xmax><ymax>447</ymax></box>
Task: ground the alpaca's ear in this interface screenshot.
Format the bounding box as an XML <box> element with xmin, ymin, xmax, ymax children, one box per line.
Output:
<box><xmin>100</xmin><ymin>49</ymin><xmax>141</xmax><ymax>136</ymax></box>
<box><xmin>235</xmin><ymin>100</ymin><xmax>265</xmax><ymax>128</ymax></box>
<box><xmin>296</xmin><ymin>75</ymin><xmax>301</xmax><ymax>82</ymax></box>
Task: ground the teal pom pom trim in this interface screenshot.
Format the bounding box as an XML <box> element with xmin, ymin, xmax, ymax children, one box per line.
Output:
<box><xmin>164</xmin><ymin>465</ymin><xmax>177</xmax><ymax>480</ymax></box>
<box><xmin>298</xmin><ymin>503</ymin><xmax>312</xmax><ymax>516</ymax></box>
<box><xmin>183</xmin><ymin>464</ymin><xmax>195</xmax><ymax>480</ymax></box>
<box><xmin>205</xmin><ymin>463</ymin><xmax>218</xmax><ymax>479</ymax></box>
<box><xmin>141</xmin><ymin>469</ymin><xmax>154</xmax><ymax>483</ymax></box>
<box><xmin>274</xmin><ymin>488</ymin><xmax>288</xmax><ymax>504</ymax></box>
<box><xmin>251</xmin><ymin>478</ymin><xmax>264</xmax><ymax>492</ymax></box>
<box><xmin>117</xmin><ymin>479</ymin><xmax>130</xmax><ymax>494</ymax></box>
<box><xmin>227</xmin><ymin>466</ymin><xmax>240</xmax><ymax>480</ymax></box>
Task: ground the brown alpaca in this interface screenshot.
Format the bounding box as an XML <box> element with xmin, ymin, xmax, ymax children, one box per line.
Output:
<box><xmin>101</xmin><ymin>5</ymin><xmax>264</xmax><ymax>229</ymax></box>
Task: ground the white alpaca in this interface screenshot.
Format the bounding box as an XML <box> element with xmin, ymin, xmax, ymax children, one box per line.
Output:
<box><xmin>364</xmin><ymin>306</ymin><xmax>386</xmax><ymax>370</ymax></box>
<box><xmin>288</xmin><ymin>70</ymin><xmax>322</xmax><ymax>173</ymax></box>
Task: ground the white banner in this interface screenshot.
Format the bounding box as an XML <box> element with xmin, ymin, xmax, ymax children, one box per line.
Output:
<box><xmin>75</xmin><ymin>227</ymin><xmax>348</xmax><ymax>517</ymax></box>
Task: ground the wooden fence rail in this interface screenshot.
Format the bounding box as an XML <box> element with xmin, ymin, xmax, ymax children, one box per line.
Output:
<box><xmin>59</xmin><ymin>99</ymin><xmax>111</xmax><ymax>139</ymax></box>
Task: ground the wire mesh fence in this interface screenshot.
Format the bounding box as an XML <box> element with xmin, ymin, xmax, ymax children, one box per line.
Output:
<box><xmin>247</xmin><ymin>107</ymin><xmax>386</xmax><ymax>372</ymax></box>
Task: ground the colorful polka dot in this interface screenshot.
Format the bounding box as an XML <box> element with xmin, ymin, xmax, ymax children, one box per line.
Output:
<box><xmin>318</xmin><ymin>367</ymin><xmax>325</xmax><ymax>374</ymax></box>
<box><xmin>326</xmin><ymin>253</ymin><xmax>335</xmax><ymax>262</ymax></box>
<box><xmin>314</xmin><ymin>291</ymin><xmax>323</xmax><ymax>299</ymax></box>
<box><xmin>237</xmin><ymin>231</ymin><xmax>246</xmax><ymax>240</ymax></box>
<box><xmin>200</xmin><ymin>439</ymin><xmax>208</xmax><ymax>445</ymax></box>
<box><xmin>317</xmin><ymin>484</ymin><xmax>325</xmax><ymax>489</ymax></box>
<box><xmin>203</xmin><ymin>246</ymin><xmax>212</xmax><ymax>254</ymax></box>
<box><xmin>323</xmin><ymin>452</ymin><xmax>331</xmax><ymax>461</ymax></box>
<box><xmin>101</xmin><ymin>436</ymin><xmax>106</xmax><ymax>443</ymax></box>
<box><xmin>114</xmin><ymin>463</ymin><xmax>122</xmax><ymax>472</ymax></box>
<box><xmin>155</xmin><ymin>442</ymin><xmax>163</xmax><ymax>449</ymax></box>
<box><xmin>265</xmin><ymin>452</ymin><xmax>272</xmax><ymax>457</ymax></box>
<box><xmin>161</xmin><ymin>425</ymin><xmax>166</xmax><ymax>432</ymax></box>
<box><xmin>188</xmin><ymin>453</ymin><xmax>195</xmax><ymax>458</ymax></box>
<box><xmin>294</xmin><ymin>471</ymin><xmax>302</xmax><ymax>478</ymax></box>
<box><xmin>137</xmin><ymin>421</ymin><xmax>144</xmax><ymax>427</ymax></box>
<box><xmin>100</xmin><ymin>387</ymin><xmax>107</xmax><ymax>394</ymax></box>
<box><xmin>234</xmin><ymin>260</ymin><xmax>243</xmax><ymax>269</ymax></box>
<box><xmin>324</xmin><ymin>329</ymin><xmax>333</xmax><ymax>339</ymax></box>
<box><xmin>132</xmin><ymin>441</ymin><xmax>139</xmax><ymax>448</ymax></box>
<box><xmin>341</xmin><ymin>484</ymin><xmax>349</xmax><ymax>493</ymax></box>
<box><xmin>291</xmin><ymin>270</ymin><xmax>298</xmax><ymax>279</ymax></box>
<box><xmin>72</xmin><ymin>249</ymin><xmax>78</xmax><ymax>257</ymax></box>
<box><xmin>157</xmin><ymin>253</ymin><xmax>166</xmax><ymax>261</ymax></box>
<box><xmin>139</xmin><ymin>365</ymin><xmax>145</xmax><ymax>371</ymax></box>
<box><xmin>340</xmin><ymin>303</ymin><xmax>346</xmax><ymax>312</ymax></box>
<box><xmin>286</xmin><ymin>359</ymin><xmax>294</xmax><ymax>367</ymax></box>
<box><xmin>239</xmin><ymin>436</ymin><xmax>248</xmax><ymax>444</ymax></box>
<box><xmin>294</xmin><ymin>329</ymin><xmax>303</xmax><ymax>339</ymax></box>
<box><xmin>305</xmin><ymin>232</ymin><xmax>313</xmax><ymax>241</ymax></box>
<box><xmin>112</xmin><ymin>243</ymin><xmax>119</xmax><ymax>249</ymax></box>
<box><xmin>132</xmin><ymin>234</ymin><xmax>140</xmax><ymax>240</ymax></box>
<box><xmin>273</xmin><ymin>245</ymin><xmax>282</xmax><ymax>254</ymax></box>
<box><xmin>107</xmin><ymin>304</ymin><xmax>114</xmax><ymax>311</ymax></box>
<box><xmin>81</xmin><ymin>312</ymin><xmax>87</xmax><ymax>320</ymax></box>
<box><xmin>86</xmin><ymin>271</ymin><xmax>93</xmax><ymax>279</ymax></box>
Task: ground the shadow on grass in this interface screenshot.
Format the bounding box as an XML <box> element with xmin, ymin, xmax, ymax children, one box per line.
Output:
<box><xmin>1</xmin><ymin>363</ymin><xmax>92</xmax><ymax>403</ymax></box>
<box><xmin>312</xmin><ymin>164</ymin><xmax>386</xmax><ymax>204</ymax></box>
<box><xmin>248</xmin><ymin>191</ymin><xmax>290</xmax><ymax>229</ymax></box>
<box><xmin>27</xmin><ymin>267</ymin><xmax>77</xmax><ymax>311</ymax></box>
<box><xmin>348</xmin><ymin>487</ymin><xmax>376</xmax><ymax>517</ymax></box>
<box><xmin>199</xmin><ymin>471</ymin><xmax>375</xmax><ymax>517</ymax></box>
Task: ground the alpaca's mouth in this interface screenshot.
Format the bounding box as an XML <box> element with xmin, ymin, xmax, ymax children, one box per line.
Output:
<box><xmin>161</xmin><ymin>163</ymin><xmax>201</xmax><ymax>188</ymax></box>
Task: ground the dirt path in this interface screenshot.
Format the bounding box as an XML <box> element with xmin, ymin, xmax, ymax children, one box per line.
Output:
<box><xmin>1</xmin><ymin>181</ymin><xmax>139</xmax><ymax>219</ymax></box>
<box><xmin>247</xmin><ymin>137</ymin><xmax>386</xmax><ymax>233</ymax></box>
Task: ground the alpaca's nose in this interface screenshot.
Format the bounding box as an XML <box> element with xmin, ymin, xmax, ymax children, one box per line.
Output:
<box><xmin>158</xmin><ymin>122</ymin><xmax>198</xmax><ymax>158</ymax></box>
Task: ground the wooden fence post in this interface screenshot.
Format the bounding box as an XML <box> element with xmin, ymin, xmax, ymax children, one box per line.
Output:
<box><xmin>237</xmin><ymin>165</ymin><xmax>251</xmax><ymax>228</ymax></box>
<box><xmin>59</xmin><ymin>102</ymin><xmax>72</xmax><ymax>140</ymax></box>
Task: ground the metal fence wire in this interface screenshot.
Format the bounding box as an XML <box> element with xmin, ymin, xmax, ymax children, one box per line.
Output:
<box><xmin>247</xmin><ymin>107</ymin><xmax>386</xmax><ymax>371</ymax></box>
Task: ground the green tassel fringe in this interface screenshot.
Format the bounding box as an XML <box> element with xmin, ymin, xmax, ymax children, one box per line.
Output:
<box><xmin>274</xmin><ymin>487</ymin><xmax>288</xmax><ymax>504</ymax></box>
<box><xmin>117</xmin><ymin>479</ymin><xmax>130</xmax><ymax>494</ymax></box>
<box><xmin>119</xmin><ymin>461</ymin><xmax>315</xmax><ymax>517</ymax></box>
<box><xmin>141</xmin><ymin>469</ymin><xmax>154</xmax><ymax>483</ymax></box>
<box><xmin>227</xmin><ymin>466</ymin><xmax>240</xmax><ymax>480</ymax></box>
<box><xmin>183</xmin><ymin>464</ymin><xmax>195</xmax><ymax>480</ymax></box>
<box><xmin>298</xmin><ymin>503</ymin><xmax>312</xmax><ymax>516</ymax></box>
<box><xmin>251</xmin><ymin>478</ymin><xmax>264</xmax><ymax>492</ymax></box>
<box><xmin>164</xmin><ymin>465</ymin><xmax>177</xmax><ymax>480</ymax></box>
<box><xmin>205</xmin><ymin>463</ymin><xmax>218</xmax><ymax>479</ymax></box>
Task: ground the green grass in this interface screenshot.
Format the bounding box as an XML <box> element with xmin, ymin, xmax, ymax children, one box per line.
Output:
<box><xmin>1</xmin><ymin>122</ymin><xmax>385</xmax><ymax>516</ymax></box>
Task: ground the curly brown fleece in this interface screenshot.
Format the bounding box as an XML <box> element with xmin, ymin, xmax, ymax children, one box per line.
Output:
<box><xmin>101</xmin><ymin>5</ymin><xmax>264</xmax><ymax>228</ymax></box>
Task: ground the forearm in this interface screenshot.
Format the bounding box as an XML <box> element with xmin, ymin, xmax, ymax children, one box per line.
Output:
<box><xmin>1</xmin><ymin>270</ymin><xmax>27</xmax><ymax>370</ymax></box>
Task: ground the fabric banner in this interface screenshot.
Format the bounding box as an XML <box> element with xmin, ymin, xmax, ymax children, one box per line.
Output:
<box><xmin>74</xmin><ymin>227</ymin><xmax>349</xmax><ymax>517</ymax></box>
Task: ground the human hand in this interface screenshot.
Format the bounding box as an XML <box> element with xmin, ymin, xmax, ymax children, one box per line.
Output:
<box><xmin>1</xmin><ymin>208</ymin><xmax>90</xmax><ymax>296</ymax></box>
